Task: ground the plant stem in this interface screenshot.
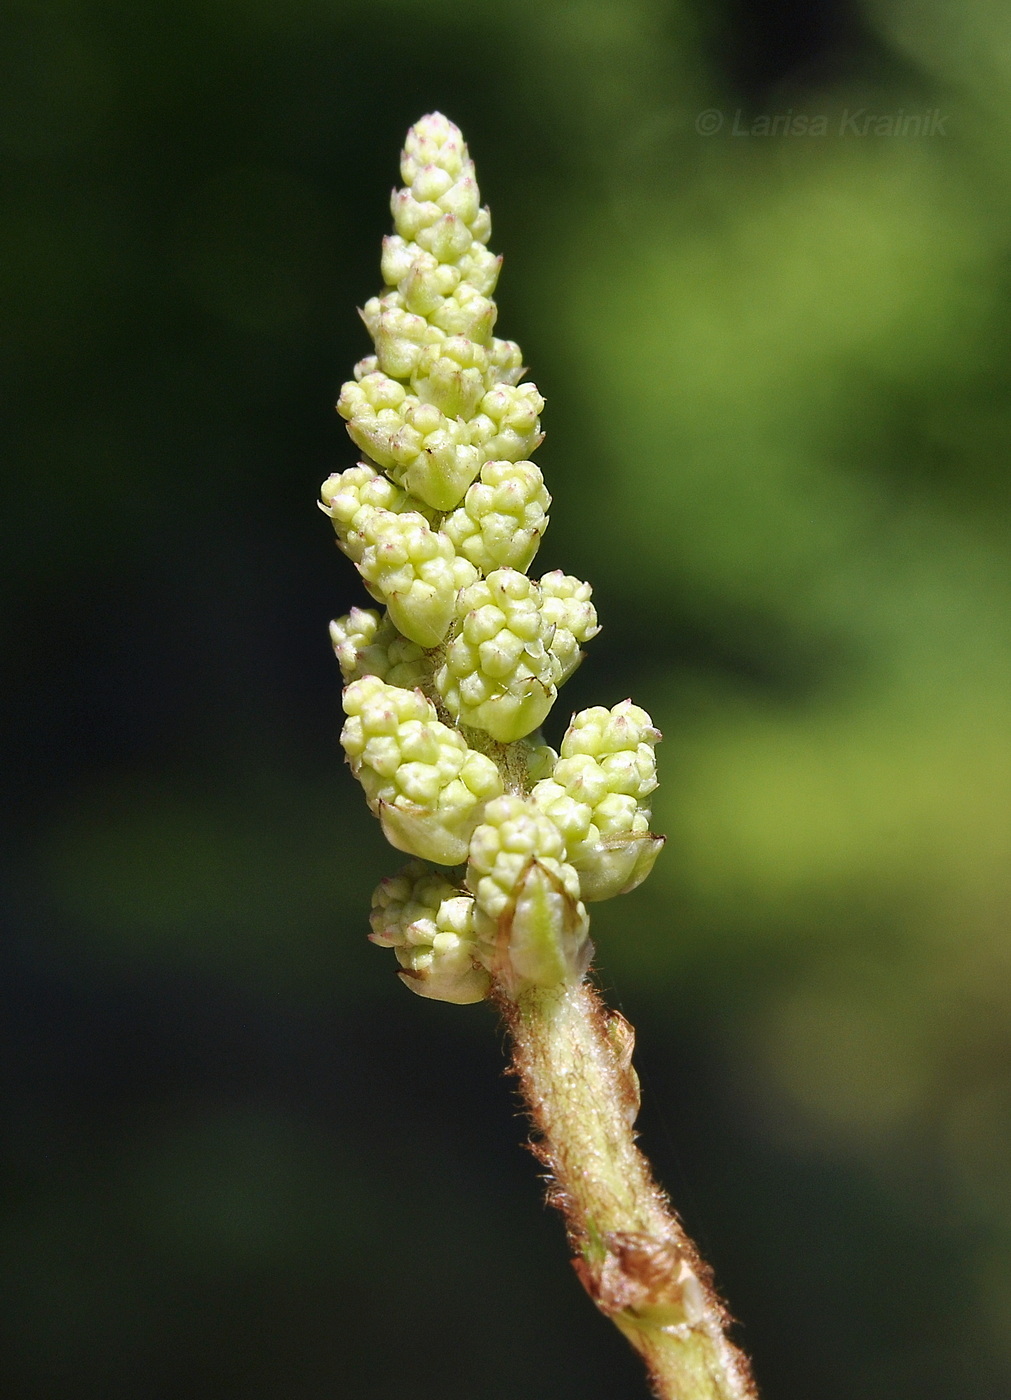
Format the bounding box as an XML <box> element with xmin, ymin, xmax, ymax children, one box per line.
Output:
<box><xmin>499</xmin><ymin>980</ymin><xmax>757</xmax><ymax>1400</ymax></box>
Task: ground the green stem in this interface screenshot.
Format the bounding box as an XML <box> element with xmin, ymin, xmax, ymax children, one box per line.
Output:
<box><xmin>499</xmin><ymin>980</ymin><xmax>757</xmax><ymax>1400</ymax></box>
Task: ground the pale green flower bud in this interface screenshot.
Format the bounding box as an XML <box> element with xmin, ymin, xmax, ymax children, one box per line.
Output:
<box><xmin>435</xmin><ymin>569</ymin><xmax>559</xmax><ymax>742</ymax></box>
<box><xmin>329</xmin><ymin>608</ymin><xmax>427</xmax><ymax>689</ymax></box>
<box><xmin>339</xmin><ymin>370</ymin><xmax>540</xmax><ymax>512</ymax></box>
<box><xmin>337</xmin><ymin>116</ymin><xmax>543</xmax><ymax>516</ymax></box>
<box><xmin>427</xmin><ymin>282</ymin><xmax>496</xmax><ymax>340</ymax></box>
<box><xmin>468</xmin><ymin>795</ymin><xmax>568</xmax><ymax>916</ymax></box>
<box><xmin>356</xmin><ymin>509</ymin><xmax>477</xmax><ymax>649</ymax></box>
<box><xmin>435</xmin><ymin>173</ymin><xmax>481</xmax><ymax>225</ymax></box>
<box><xmin>390</xmin><ymin>139</ymin><xmax>488</xmax><ymax>263</ymax></box>
<box><xmin>400</xmin><ymin>113</ymin><xmax>473</xmax><ymax>184</ymax></box>
<box><xmin>379</xmin><ymin>235</ymin><xmax>419</xmax><ymax>288</ymax></box>
<box><xmin>423</xmin><ymin>334</ymin><xmax>489</xmax><ymax>376</ymax></box>
<box><xmin>486</xmin><ymin>337</ymin><xmax>524</xmax><ymax>385</ymax></box>
<box><xmin>417</xmin><ymin>211</ymin><xmax>482</xmax><ymax>266</ymax></box>
<box><xmin>531</xmin><ymin>702</ymin><xmax>664</xmax><ymax>900</ymax></box>
<box><xmin>319</xmin><ymin>462</ymin><xmax>410</xmax><ymax>564</ymax></box>
<box><xmin>532</xmin><ymin>774</ymin><xmax>662</xmax><ymax>903</ymax></box>
<box><xmin>527</xmin><ymin>771</ymin><xmax>596</xmax><ymax>851</ymax></box>
<box><xmin>341</xmin><ymin>676</ymin><xmax>503</xmax><ymax>864</ymax></box>
<box><xmin>407</xmin><ymin>163</ymin><xmax>457</xmax><ymax>203</ymax></box>
<box><xmin>412</xmin><ymin>337</ymin><xmax>489</xmax><ymax>421</ymax></box>
<box><xmin>502</xmin><ymin>857</ymin><xmax>593</xmax><ymax>993</ymax></box>
<box><xmin>364</xmin><ymin>286</ymin><xmax>511</xmax><ymax>391</ymax></box>
<box><xmin>392</xmin><ymin>115</ymin><xmax>490</xmax><ymax>261</ymax></box>
<box><xmin>579</xmin><ymin>827</ymin><xmax>665</xmax><ymax>902</ymax></box>
<box><xmin>539</xmin><ymin>571</ymin><xmax>600</xmax><ymax>682</ymax></box>
<box><xmin>389</xmin><ymin>186</ymin><xmax>444</xmax><ymax>243</ymax></box>
<box><xmin>362</xmin><ymin>293</ymin><xmax>444</xmax><ymax>379</ymax></box>
<box><xmin>329</xmin><ymin>606</ymin><xmax>381</xmax><ymax>682</ymax></box>
<box><xmin>469</xmin><ymin>382</ymin><xmax>544</xmax><ymax>462</ymax></box>
<box><xmin>455</xmin><ymin>245</ymin><xmax>502</xmax><ymax>298</ymax></box>
<box><xmin>466</xmin><ymin>796</ymin><xmax>591</xmax><ymax>995</ymax></box>
<box><xmin>378</xmin><ymin>240</ymin><xmax>502</xmax><ymax>323</ymax></box>
<box><xmin>338</xmin><ymin>367</ymin><xmax>406</xmax><ymax>416</ymax></box>
<box><xmin>560</xmin><ymin>700</ymin><xmax>660</xmax><ymax>797</ymax></box>
<box><xmin>443</xmin><ymin>461</ymin><xmax>550</xmax><ymax>575</ymax></box>
<box><xmin>394</xmin><ymin>131</ymin><xmax>487</xmax><ymax>263</ymax></box>
<box><xmin>468</xmin><ymin>206</ymin><xmax>492</xmax><ymax>245</ymax></box>
<box><xmin>399</xmin><ymin>249</ymin><xmax>462</xmax><ymax>318</ymax></box>
<box><xmin>370</xmin><ymin>861</ymin><xmax>490</xmax><ymax>1004</ymax></box>
<box><xmin>337</xmin><ymin>372</ymin><xmax>483</xmax><ymax>512</ymax></box>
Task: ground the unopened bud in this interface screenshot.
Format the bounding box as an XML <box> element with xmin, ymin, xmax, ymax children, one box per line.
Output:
<box><xmin>329</xmin><ymin>608</ymin><xmax>428</xmax><ymax>689</ymax></box>
<box><xmin>539</xmin><ymin>571</ymin><xmax>600</xmax><ymax>682</ymax></box>
<box><xmin>356</xmin><ymin>510</ymin><xmax>477</xmax><ymax>648</ymax></box>
<box><xmin>370</xmin><ymin>862</ymin><xmax>490</xmax><ymax>1004</ymax></box>
<box><xmin>443</xmin><ymin>461</ymin><xmax>550</xmax><ymax>575</ymax></box>
<box><xmin>467</xmin><ymin>796</ymin><xmax>591</xmax><ymax>995</ymax></box>
<box><xmin>341</xmin><ymin>676</ymin><xmax>503</xmax><ymax>864</ymax></box>
<box><xmin>319</xmin><ymin>462</ymin><xmax>412</xmax><ymax>564</ymax></box>
<box><xmin>436</xmin><ymin>568</ymin><xmax>558</xmax><ymax>742</ymax></box>
<box><xmin>531</xmin><ymin>702</ymin><xmax>664</xmax><ymax>901</ymax></box>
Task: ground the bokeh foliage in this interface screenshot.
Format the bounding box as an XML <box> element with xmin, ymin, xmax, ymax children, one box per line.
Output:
<box><xmin>5</xmin><ymin>0</ymin><xmax>1011</xmax><ymax>1396</ymax></box>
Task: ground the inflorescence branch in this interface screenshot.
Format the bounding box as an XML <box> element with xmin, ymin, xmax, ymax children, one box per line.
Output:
<box><xmin>321</xmin><ymin>113</ymin><xmax>757</xmax><ymax>1400</ymax></box>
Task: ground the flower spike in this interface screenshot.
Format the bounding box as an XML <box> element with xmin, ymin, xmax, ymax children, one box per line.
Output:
<box><xmin>326</xmin><ymin>112</ymin><xmax>662</xmax><ymax>987</ymax></box>
<box><xmin>319</xmin><ymin>115</ymin><xmax>754</xmax><ymax>1400</ymax></box>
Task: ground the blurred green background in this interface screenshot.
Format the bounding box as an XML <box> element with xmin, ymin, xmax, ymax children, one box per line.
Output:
<box><xmin>5</xmin><ymin>0</ymin><xmax>1011</xmax><ymax>1395</ymax></box>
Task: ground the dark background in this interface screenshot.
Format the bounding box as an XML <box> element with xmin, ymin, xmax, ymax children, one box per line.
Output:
<box><xmin>6</xmin><ymin>1</ymin><xmax>1011</xmax><ymax>1395</ymax></box>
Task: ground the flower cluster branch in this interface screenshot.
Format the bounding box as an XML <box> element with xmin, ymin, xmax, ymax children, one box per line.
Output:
<box><xmin>322</xmin><ymin>112</ymin><xmax>663</xmax><ymax>1004</ymax></box>
<box><xmin>321</xmin><ymin>113</ymin><xmax>756</xmax><ymax>1400</ymax></box>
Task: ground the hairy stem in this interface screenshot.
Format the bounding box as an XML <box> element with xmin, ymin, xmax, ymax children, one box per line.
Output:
<box><xmin>499</xmin><ymin>981</ymin><xmax>757</xmax><ymax>1400</ymax></box>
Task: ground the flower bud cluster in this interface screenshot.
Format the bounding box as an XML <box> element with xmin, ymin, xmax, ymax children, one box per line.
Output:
<box><xmin>538</xmin><ymin>571</ymin><xmax>601</xmax><ymax>682</ymax></box>
<box><xmin>435</xmin><ymin>569</ymin><xmax>557</xmax><ymax>742</ymax></box>
<box><xmin>531</xmin><ymin>702</ymin><xmax>665</xmax><ymax>901</ymax></box>
<box><xmin>370</xmin><ymin>861</ymin><xmax>489</xmax><ymax>1004</ymax></box>
<box><xmin>433</xmin><ymin>569</ymin><xmax>599</xmax><ymax>741</ymax></box>
<box><xmin>357</xmin><ymin>509</ymin><xmax>478</xmax><ymax>648</ymax></box>
<box><xmin>327</xmin><ymin>116</ymin><xmax>663</xmax><ymax>1003</ymax></box>
<box><xmin>336</xmin><ymin>110</ymin><xmax>544</xmax><ymax>514</ymax></box>
<box><xmin>320</xmin><ymin>462</ymin><xmax>414</xmax><ymax>564</ymax></box>
<box><xmin>443</xmin><ymin>461</ymin><xmax>549</xmax><ymax>575</ymax></box>
<box><xmin>341</xmin><ymin>676</ymin><xmax>502</xmax><ymax>864</ymax></box>
<box><xmin>329</xmin><ymin>608</ymin><xmax>427</xmax><ymax>690</ymax></box>
<box><xmin>466</xmin><ymin>796</ymin><xmax>592</xmax><ymax>996</ymax></box>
